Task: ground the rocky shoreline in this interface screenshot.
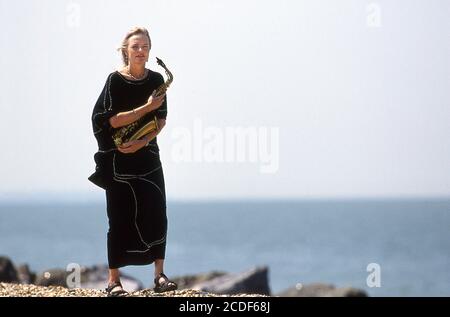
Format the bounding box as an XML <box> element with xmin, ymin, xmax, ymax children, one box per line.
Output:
<box><xmin>0</xmin><ymin>256</ymin><xmax>368</xmax><ymax>297</ymax></box>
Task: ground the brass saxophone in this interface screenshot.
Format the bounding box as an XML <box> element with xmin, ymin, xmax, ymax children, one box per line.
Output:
<box><xmin>112</xmin><ymin>57</ymin><xmax>173</xmax><ymax>147</ymax></box>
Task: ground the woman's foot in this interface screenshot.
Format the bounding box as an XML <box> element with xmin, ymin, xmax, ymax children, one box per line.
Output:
<box><xmin>154</xmin><ymin>272</ymin><xmax>178</xmax><ymax>293</ymax></box>
<box><xmin>105</xmin><ymin>281</ymin><xmax>128</xmax><ymax>297</ymax></box>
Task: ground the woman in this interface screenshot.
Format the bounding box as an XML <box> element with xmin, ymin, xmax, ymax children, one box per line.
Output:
<box><xmin>89</xmin><ymin>27</ymin><xmax>177</xmax><ymax>296</ymax></box>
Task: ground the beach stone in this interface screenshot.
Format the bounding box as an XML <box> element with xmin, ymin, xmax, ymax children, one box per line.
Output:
<box><xmin>189</xmin><ymin>266</ymin><xmax>271</xmax><ymax>295</ymax></box>
<box><xmin>34</xmin><ymin>265</ymin><xmax>144</xmax><ymax>292</ymax></box>
<box><xmin>276</xmin><ymin>282</ymin><xmax>368</xmax><ymax>297</ymax></box>
<box><xmin>34</xmin><ymin>264</ymin><xmax>143</xmax><ymax>291</ymax></box>
<box><xmin>0</xmin><ymin>256</ymin><xmax>19</xmax><ymax>283</ymax></box>
<box><xmin>79</xmin><ymin>264</ymin><xmax>144</xmax><ymax>291</ymax></box>
<box><xmin>16</xmin><ymin>264</ymin><xmax>34</xmax><ymax>284</ymax></box>
<box><xmin>34</xmin><ymin>268</ymin><xmax>67</xmax><ymax>286</ymax></box>
<box><xmin>169</xmin><ymin>271</ymin><xmax>227</xmax><ymax>289</ymax></box>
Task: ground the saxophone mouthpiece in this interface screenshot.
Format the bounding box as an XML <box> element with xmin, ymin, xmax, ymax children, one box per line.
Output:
<box><xmin>156</xmin><ymin>57</ymin><xmax>166</xmax><ymax>68</ymax></box>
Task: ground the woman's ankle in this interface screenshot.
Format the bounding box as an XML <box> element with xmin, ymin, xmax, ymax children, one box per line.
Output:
<box><xmin>109</xmin><ymin>269</ymin><xmax>120</xmax><ymax>284</ymax></box>
<box><xmin>108</xmin><ymin>277</ymin><xmax>121</xmax><ymax>284</ymax></box>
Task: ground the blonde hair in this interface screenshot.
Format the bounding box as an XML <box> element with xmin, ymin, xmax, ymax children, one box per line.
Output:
<box><xmin>118</xmin><ymin>27</ymin><xmax>152</xmax><ymax>65</ymax></box>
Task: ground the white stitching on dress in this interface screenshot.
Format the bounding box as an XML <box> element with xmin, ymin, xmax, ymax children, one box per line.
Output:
<box><xmin>111</xmin><ymin>174</ymin><xmax>167</xmax><ymax>253</ymax></box>
<box><xmin>98</xmin><ymin>148</ymin><xmax>116</xmax><ymax>153</ymax></box>
<box><xmin>136</xmin><ymin>177</ymin><xmax>165</xmax><ymax>198</ymax></box>
<box><xmin>125</xmin><ymin>235</ymin><xmax>166</xmax><ymax>253</ymax></box>
<box><xmin>113</xmin><ymin>154</ymin><xmax>162</xmax><ymax>177</ymax></box>
<box><xmin>92</xmin><ymin>73</ymin><xmax>113</xmax><ymax>132</ymax></box>
<box><xmin>116</xmin><ymin>70</ymin><xmax>151</xmax><ymax>85</ymax></box>
<box><xmin>147</xmin><ymin>148</ymin><xmax>159</xmax><ymax>154</ymax></box>
<box><xmin>107</xmin><ymin>73</ymin><xmax>112</xmax><ymax>110</ymax></box>
<box><xmin>112</xmin><ymin>176</ymin><xmax>150</xmax><ymax>249</ymax></box>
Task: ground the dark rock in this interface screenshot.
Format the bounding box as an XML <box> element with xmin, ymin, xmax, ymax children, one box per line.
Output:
<box><xmin>35</xmin><ymin>264</ymin><xmax>144</xmax><ymax>291</ymax></box>
<box><xmin>170</xmin><ymin>271</ymin><xmax>227</xmax><ymax>289</ymax></box>
<box><xmin>34</xmin><ymin>268</ymin><xmax>67</xmax><ymax>287</ymax></box>
<box><xmin>189</xmin><ymin>266</ymin><xmax>271</xmax><ymax>295</ymax></box>
<box><xmin>79</xmin><ymin>264</ymin><xmax>144</xmax><ymax>291</ymax></box>
<box><xmin>276</xmin><ymin>283</ymin><xmax>368</xmax><ymax>297</ymax></box>
<box><xmin>16</xmin><ymin>264</ymin><xmax>35</xmax><ymax>284</ymax></box>
<box><xmin>0</xmin><ymin>256</ymin><xmax>19</xmax><ymax>283</ymax></box>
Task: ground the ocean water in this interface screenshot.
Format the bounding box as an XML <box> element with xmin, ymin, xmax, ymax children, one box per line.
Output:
<box><xmin>0</xmin><ymin>198</ymin><xmax>449</xmax><ymax>296</ymax></box>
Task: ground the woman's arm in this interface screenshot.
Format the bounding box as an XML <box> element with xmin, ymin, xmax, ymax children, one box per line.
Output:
<box><xmin>109</xmin><ymin>92</ymin><xmax>166</xmax><ymax>129</ymax></box>
<box><xmin>109</xmin><ymin>103</ymin><xmax>150</xmax><ymax>129</ymax></box>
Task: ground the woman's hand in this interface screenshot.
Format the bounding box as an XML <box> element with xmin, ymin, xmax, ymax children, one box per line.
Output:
<box><xmin>117</xmin><ymin>139</ymin><xmax>147</xmax><ymax>154</ymax></box>
<box><xmin>146</xmin><ymin>90</ymin><xmax>166</xmax><ymax>112</ymax></box>
<box><xmin>117</xmin><ymin>119</ymin><xmax>166</xmax><ymax>154</ymax></box>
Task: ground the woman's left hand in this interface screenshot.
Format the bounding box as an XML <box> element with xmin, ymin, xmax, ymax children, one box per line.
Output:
<box><xmin>117</xmin><ymin>139</ymin><xmax>147</xmax><ymax>154</ymax></box>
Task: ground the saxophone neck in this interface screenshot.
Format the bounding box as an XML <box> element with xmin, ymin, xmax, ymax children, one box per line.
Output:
<box><xmin>156</xmin><ymin>57</ymin><xmax>173</xmax><ymax>89</ymax></box>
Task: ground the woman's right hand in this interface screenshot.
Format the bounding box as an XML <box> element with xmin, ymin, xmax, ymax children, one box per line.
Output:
<box><xmin>146</xmin><ymin>90</ymin><xmax>166</xmax><ymax>112</ymax></box>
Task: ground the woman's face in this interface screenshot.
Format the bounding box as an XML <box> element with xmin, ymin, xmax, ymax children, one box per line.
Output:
<box><xmin>126</xmin><ymin>34</ymin><xmax>150</xmax><ymax>66</ymax></box>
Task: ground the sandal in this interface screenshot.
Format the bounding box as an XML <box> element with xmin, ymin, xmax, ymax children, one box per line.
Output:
<box><xmin>154</xmin><ymin>272</ymin><xmax>178</xmax><ymax>293</ymax></box>
<box><xmin>105</xmin><ymin>281</ymin><xmax>128</xmax><ymax>297</ymax></box>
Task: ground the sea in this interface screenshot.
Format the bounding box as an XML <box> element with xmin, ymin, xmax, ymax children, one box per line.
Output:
<box><xmin>1</xmin><ymin>198</ymin><xmax>449</xmax><ymax>296</ymax></box>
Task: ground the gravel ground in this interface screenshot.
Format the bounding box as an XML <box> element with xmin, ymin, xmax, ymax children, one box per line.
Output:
<box><xmin>0</xmin><ymin>283</ymin><xmax>269</xmax><ymax>297</ymax></box>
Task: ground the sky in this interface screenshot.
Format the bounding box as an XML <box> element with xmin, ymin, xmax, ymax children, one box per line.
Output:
<box><xmin>0</xmin><ymin>0</ymin><xmax>449</xmax><ymax>201</ymax></box>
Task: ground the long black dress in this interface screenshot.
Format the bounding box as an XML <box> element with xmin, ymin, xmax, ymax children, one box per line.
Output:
<box><xmin>89</xmin><ymin>69</ymin><xmax>168</xmax><ymax>269</ymax></box>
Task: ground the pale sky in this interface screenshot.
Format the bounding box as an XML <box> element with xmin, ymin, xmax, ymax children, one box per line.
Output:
<box><xmin>0</xmin><ymin>0</ymin><xmax>449</xmax><ymax>201</ymax></box>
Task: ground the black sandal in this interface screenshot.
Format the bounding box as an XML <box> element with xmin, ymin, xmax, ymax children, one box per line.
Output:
<box><xmin>105</xmin><ymin>281</ymin><xmax>128</xmax><ymax>297</ymax></box>
<box><xmin>154</xmin><ymin>273</ymin><xmax>178</xmax><ymax>293</ymax></box>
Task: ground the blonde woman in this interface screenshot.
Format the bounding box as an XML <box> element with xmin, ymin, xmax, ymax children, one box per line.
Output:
<box><xmin>89</xmin><ymin>27</ymin><xmax>177</xmax><ymax>296</ymax></box>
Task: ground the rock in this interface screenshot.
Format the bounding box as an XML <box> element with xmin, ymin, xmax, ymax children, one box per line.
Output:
<box><xmin>190</xmin><ymin>266</ymin><xmax>271</xmax><ymax>296</ymax></box>
<box><xmin>0</xmin><ymin>256</ymin><xmax>19</xmax><ymax>283</ymax></box>
<box><xmin>35</xmin><ymin>265</ymin><xmax>144</xmax><ymax>291</ymax></box>
<box><xmin>79</xmin><ymin>264</ymin><xmax>144</xmax><ymax>291</ymax></box>
<box><xmin>34</xmin><ymin>268</ymin><xmax>67</xmax><ymax>287</ymax></box>
<box><xmin>328</xmin><ymin>286</ymin><xmax>367</xmax><ymax>297</ymax></box>
<box><xmin>276</xmin><ymin>283</ymin><xmax>368</xmax><ymax>297</ymax></box>
<box><xmin>170</xmin><ymin>271</ymin><xmax>227</xmax><ymax>290</ymax></box>
<box><xmin>16</xmin><ymin>264</ymin><xmax>35</xmax><ymax>284</ymax></box>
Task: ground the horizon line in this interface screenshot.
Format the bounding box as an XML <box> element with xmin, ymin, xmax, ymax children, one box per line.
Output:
<box><xmin>1</xmin><ymin>193</ymin><xmax>449</xmax><ymax>205</ymax></box>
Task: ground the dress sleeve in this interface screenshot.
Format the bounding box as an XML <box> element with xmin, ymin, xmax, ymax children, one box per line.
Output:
<box><xmin>91</xmin><ymin>74</ymin><xmax>119</xmax><ymax>135</ymax></box>
<box><xmin>155</xmin><ymin>73</ymin><xmax>168</xmax><ymax>120</ymax></box>
<box><xmin>156</xmin><ymin>95</ymin><xmax>168</xmax><ymax>120</ymax></box>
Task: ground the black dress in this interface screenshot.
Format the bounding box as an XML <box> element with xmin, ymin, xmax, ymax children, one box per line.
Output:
<box><xmin>89</xmin><ymin>69</ymin><xmax>168</xmax><ymax>269</ymax></box>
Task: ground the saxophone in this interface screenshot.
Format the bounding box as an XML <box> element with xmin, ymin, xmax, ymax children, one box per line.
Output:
<box><xmin>112</xmin><ymin>57</ymin><xmax>173</xmax><ymax>147</ymax></box>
